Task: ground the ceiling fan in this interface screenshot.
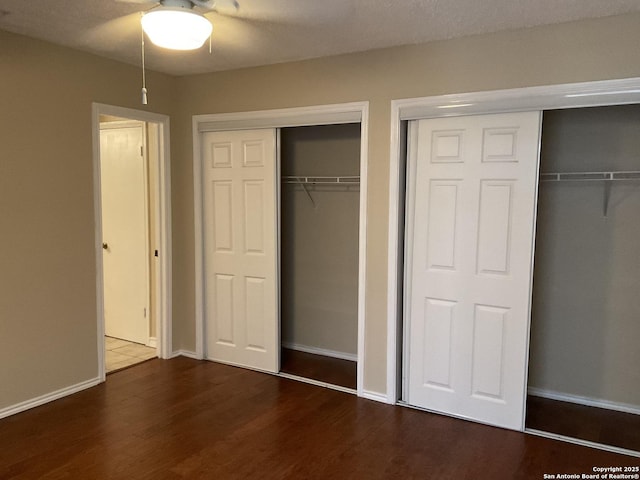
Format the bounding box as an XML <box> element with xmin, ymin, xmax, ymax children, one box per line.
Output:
<box><xmin>114</xmin><ymin>0</ymin><xmax>239</xmax><ymax>104</ymax></box>
<box><xmin>110</xmin><ymin>0</ymin><xmax>346</xmax><ymax>104</ymax></box>
<box><xmin>117</xmin><ymin>0</ymin><xmax>240</xmax><ymax>50</ymax></box>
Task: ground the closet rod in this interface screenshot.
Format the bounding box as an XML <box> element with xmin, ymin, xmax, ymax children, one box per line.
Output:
<box><xmin>540</xmin><ymin>171</ymin><xmax>640</xmax><ymax>182</ymax></box>
<box><xmin>282</xmin><ymin>175</ymin><xmax>360</xmax><ymax>185</ymax></box>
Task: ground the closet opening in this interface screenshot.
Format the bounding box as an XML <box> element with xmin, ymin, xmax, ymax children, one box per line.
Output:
<box><xmin>526</xmin><ymin>104</ymin><xmax>640</xmax><ymax>453</ymax></box>
<box><xmin>279</xmin><ymin>124</ymin><xmax>361</xmax><ymax>390</ymax></box>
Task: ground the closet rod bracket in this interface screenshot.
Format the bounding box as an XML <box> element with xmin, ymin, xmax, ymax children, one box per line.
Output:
<box><xmin>296</xmin><ymin>178</ymin><xmax>316</xmax><ymax>207</ymax></box>
<box><xmin>603</xmin><ymin>180</ymin><xmax>611</xmax><ymax>217</ymax></box>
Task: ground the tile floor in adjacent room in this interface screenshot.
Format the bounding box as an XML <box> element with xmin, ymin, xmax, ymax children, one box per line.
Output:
<box><xmin>105</xmin><ymin>336</ymin><xmax>156</xmax><ymax>373</ymax></box>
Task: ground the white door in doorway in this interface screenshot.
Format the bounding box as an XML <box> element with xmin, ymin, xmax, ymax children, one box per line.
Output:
<box><xmin>100</xmin><ymin>122</ymin><xmax>149</xmax><ymax>345</ymax></box>
<box><xmin>405</xmin><ymin>111</ymin><xmax>541</xmax><ymax>430</ymax></box>
<box><xmin>202</xmin><ymin>129</ymin><xmax>278</xmax><ymax>373</ymax></box>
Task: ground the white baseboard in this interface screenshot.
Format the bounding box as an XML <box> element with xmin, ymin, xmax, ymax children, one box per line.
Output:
<box><xmin>147</xmin><ymin>337</ymin><xmax>157</xmax><ymax>348</ymax></box>
<box><xmin>528</xmin><ymin>387</ymin><xmax>640</xmax><ymax>416</ymax></box>
<box><xmin>171</xmin><ymin>349</ymin><xmax>201</xmax><ymax>360</ymax></box>
<box><xmin>0</xmin><ymin>377</ymin><xmax>102</xmax><ymax>420</ymax></box>
<box><xmin>282</xmin><ymin>342</ymin><xmax>357</xmax><ymax>362</ymax></box>
<box><xmin>361</xmin><ymin>389</ymin><xmax>391</xmax><ymax>404</ymax></box>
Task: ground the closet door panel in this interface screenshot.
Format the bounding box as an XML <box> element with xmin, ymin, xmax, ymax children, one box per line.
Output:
<box><xmin>471</xmin><ymin>304</ymin><xmax>509</xmax><ymax>400</ymax></box>
<box><xmin>243</xmin><ymin>180</ymin><xmax>266</xmax><ymax>254</ymax></box>
<box><xmin>203</xmin><ymin>129</ymin><xmax>278</xmax><ymax>373</ymax></box>
<box><xmin>245</xmin><ymin>276</ymin><xmax>266</xmax><ymax>351</ymax></box>
<box><xmin>426</xmin><ymin>181</ymin><xmax>459</xmax><ymax>271</ymax></box>
<box><xmin>214</xmin><ymin>274</ymin><xmax>235</xmax><ymax>346</ymax></box>
<box><xmin>476</xmin><ymin>180</ymin><xmax>514</xmax><ymax>275</ymax></box>
<box><xmin>406</xmin><ymin>112</ymin><xmax>541</xmax><ymax>431</ymax></box>
<box><xmin>422</xmin><ymin>298</ymin><xmax>456</xmax><ymax>390</ymax></box>
<box><xmin>211</xmin><ymin>142</ymin><xmax>232</xmax><ymax>168</ymax></box>
<box><xmin>211</xmin><ymin>181</ymin><xmax>234</xmax><ymax>253</ymax></box>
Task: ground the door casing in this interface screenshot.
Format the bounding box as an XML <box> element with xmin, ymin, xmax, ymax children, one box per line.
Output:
<box><xmin>192</xmin><ymin>102</ymin><xmax>369</xmax><ymax>398</ymax></box>
<box><xmin>92</xmin><ymin>103</ymin><xmax>173</xmax><ymax>381</ymax></box>
<box><xmin>387</xmin><ymin>78</ymin><xmax>640</xmax><ymax>412</ymax></box>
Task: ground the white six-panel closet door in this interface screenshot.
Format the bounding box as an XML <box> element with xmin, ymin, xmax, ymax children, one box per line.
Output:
<box><xmin>406</xmin><ymin>112</ymin><xmax>541</xmax><ymax>430</ymax></box>
<box><xmin>202</xmin><ymin>128</ymin><xmax>278</xmax><ymax>373</ymax></box>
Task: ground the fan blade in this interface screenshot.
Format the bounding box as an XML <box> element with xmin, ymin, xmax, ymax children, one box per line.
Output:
<box><xmin>212</xmin><ymin>0</ymin><xmax>240</xmax><ymax>11</ymax></box>
<box><xmin>190</xmin><ymin>0</ymin><xmax>215</xmax><ymax>9</ymax></box>
<box><xmin>114</xmin><ymin>0</ymin><xmax>159</xmax><ymax>4</ymax></box>
<box><xmin>216</xmin><ymin>0</ymin><xmax>352</xmax><ymax>25</ymax></box>
<box><xmin>189</xmin><ymin>0</ymin><xmax>214</xmax><ymax>10</ymax></box>
<box><xmin>192</xmin><ymin>0</ymin><xmax>239</xmax><ymax>12</ymax></box>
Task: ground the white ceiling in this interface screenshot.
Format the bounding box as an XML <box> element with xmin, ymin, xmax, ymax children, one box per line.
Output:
<box><xmin>1</xmin><ymin>0</ymin><xmax>639</xmax><ymax>76</ymax></box>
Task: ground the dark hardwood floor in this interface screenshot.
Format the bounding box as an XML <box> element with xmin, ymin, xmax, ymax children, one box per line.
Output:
<box><xmin>0</xmin><ymin>358</ymin><xmax>636</xmax><ymax>480</ymax></box>
<box><xmin>526</xmin><ymin>395</ymin><xmax>640</xmax><ymax>453</ymax></box>
<box><xmin>280</xmin><ymin>348</ymin><xmax>357</xmax><ymax>389</ymax></box>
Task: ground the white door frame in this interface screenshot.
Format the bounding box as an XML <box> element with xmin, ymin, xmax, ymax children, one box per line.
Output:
<box><xmin>92</xmin><ymin>103</ymin><xmax>173</xmax><ymax>381</ymax></box>
<box><xmin>193</xmin><ymin>102</ymin><xmax>369</xmax><ymax>396</ymax></box>
<box><xmin>387</xmin><ymin>77</ymin><xmax>640</xmax><ymax>406</ymax></box>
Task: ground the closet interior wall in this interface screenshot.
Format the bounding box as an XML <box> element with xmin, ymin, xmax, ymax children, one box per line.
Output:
<box><xmin>529</xmin><ymin>105</ymin><xmax>640</xmax><ymax>410</ymax></box>
<box><xmin>280</xmin><ymin>124</ymin><xmax>361</xmax><ymax>360</ymax></box>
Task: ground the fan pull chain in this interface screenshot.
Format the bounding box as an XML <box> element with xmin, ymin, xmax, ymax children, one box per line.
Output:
<box><xmin>141</xmin><ymin>14</ymin><xmax>148</xmax><ymax>105</ymax></box>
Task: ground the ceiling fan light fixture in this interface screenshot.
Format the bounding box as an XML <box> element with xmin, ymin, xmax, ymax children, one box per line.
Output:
<box><xmin>141</xmin><ymin>8</ymin><xmax>212</xmax><ymax>50</ymax></box>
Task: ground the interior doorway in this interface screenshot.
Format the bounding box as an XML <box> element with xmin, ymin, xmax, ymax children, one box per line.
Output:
<box><xmin>92</xmin><ymin>103</ymin><xmax>172</xmax><ymax>379</ymax></box>
<box><xmin>99</xmin><ymin>117</ymin><xmax>156</xmax><ymax>372</ymax></box>
<box><xmin>100</xmin><ymin>119</ymin><xmax>149</xmax><ymax>344</ymax></box>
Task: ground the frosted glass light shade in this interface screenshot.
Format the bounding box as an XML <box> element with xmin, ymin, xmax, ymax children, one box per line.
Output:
<box><xmin>141</xmin><ymin>8</ymin><xmax>212</xmax><ymax>50</ymax></box>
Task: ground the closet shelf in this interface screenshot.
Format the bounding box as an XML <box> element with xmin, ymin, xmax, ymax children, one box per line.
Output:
<box><xmin>540</xmin><ymin>170</ymin><xmax>640</xmax><ymax>217</ymax></box>
<box><xmin>540</xmin><ymin>171</ymin><xmax>640</xmax><ymax>182</ymax></box>
<box><xmin>282</xmin><ymin>175</ymin><xmax>360</xmax><ymax>185</ymax></box>
<box><xmin>282</xmin><ymin>175</ymin><xmax>359</xmax><ymax>208</ymax></box>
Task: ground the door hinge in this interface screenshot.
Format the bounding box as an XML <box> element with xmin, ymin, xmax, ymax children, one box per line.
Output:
<box><xmin>144</xmin><ymin>307</ymin><xmax>147</xmax><ymax>318</ymax></box>
<box><xmin>140</xmin><ymin>145</ymin><xmax>144</xmax><ymax>157</ymax></box>
<box><xmin>154</xmin><ymin>249</ymin><xmax>159</xmax><ymax>257</ymax></box>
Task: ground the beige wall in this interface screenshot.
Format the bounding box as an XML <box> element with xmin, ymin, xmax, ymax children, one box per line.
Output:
<box><xmin>0</xmin><ymin>29</ymin><xmax>174</xmax><ymax>410</ymax></box>
<box><xmin>172</xmin><ymin>13</ymin><xmax>640</xmax><ymax>395</ymax></box>
<box><xmin>3</xmin><ymin>11</ymin><xmax>640</xmax><ymax>413</ymax></box>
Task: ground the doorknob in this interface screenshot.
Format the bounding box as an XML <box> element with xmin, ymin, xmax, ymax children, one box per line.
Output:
<box><xmin>102</xmin><ymin>243</ymin><xmax>109</xmax><ymax>250</ymax></box>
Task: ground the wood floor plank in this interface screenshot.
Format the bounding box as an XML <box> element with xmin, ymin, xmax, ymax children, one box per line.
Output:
<box><xmin>526</xmin><ymin>395</ymin><xmax>640</xmax><ymax>452</ymax></box>
<box><xmin>0</xmin><ymin>358</ymin><xmax>636</xmax><ymax>479</ymax></box>
<box><xmin>280</xmin><ymin>347</ymin><xmax>357</xmax><ymax>389</ymax></box>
